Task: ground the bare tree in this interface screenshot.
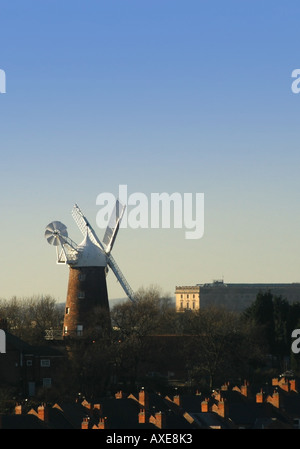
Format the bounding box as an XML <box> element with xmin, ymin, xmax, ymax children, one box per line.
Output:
<box><xmin>183</xmin><ymin>306</ymin><xmax>267</xmax><ymax>389</ymax></box>
<box><xmin>0</xmin><ymin>295</ymin><xmax>63</xmax><ymax>344</ymax></box>
<box><xmin>110</xmin><ymin>285</ymin><xmax>173</xmax><ymax>385</ymax></box>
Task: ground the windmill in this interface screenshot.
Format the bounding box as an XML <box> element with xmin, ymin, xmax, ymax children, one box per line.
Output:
<box><xmin>44</xmin><ymin>201</ymin><xmax>135</xmax><ymax>338</ymax></box>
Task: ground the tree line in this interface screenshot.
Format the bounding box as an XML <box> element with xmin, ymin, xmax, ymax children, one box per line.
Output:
<box><xmin>0</xmin><ymin>295</ymin><xmax>62</xmax><ymax>344</ymax></box>
<box><xmin>0</xmin><ymin>287</ymin><xmax>300</xmax><ymax>401</ymax></box>
<box><xmin>243</xmin><ymin>290</ymin><xmax>300</xmax><ymax>371</ymax></box>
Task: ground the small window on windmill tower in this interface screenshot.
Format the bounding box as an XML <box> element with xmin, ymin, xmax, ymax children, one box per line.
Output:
<box><xmin>77</xmin><ymin>325</ymin><xmax>83</xmax><ymax>336</ymax></box>
<box><xmin>78</xmin><ymin>273</ymin><xmax>86</xmax><ymax>281</ymax></box>
<box><xmin>78</xmin><ymin>291</ymin><xmax>85</xmax><ymax>299</ymax></box>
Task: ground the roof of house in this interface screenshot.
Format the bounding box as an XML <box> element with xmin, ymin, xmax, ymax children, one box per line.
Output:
<box><xmin>5</xmin><ymin>331</ymin><xmax>65</xmax><ymax>357</ymax></box>
<box><xmin>0</xmin><ymin>414</ymin><xmax>48</xmax><ymax>429</ymax></box>
<box><xmin>1</xmin><ymin>376</ymin><xmax>300</xmax><ymax>429</ymax></box>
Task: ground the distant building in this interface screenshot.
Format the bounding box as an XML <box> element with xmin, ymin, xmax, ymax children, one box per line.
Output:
<box><xmin>175</xmin><ymin>286</ymin><xmax>200</xmax><ymax>312</ymax></box>
<box><xmin>175</xmin><ymin>280</ymin><xmax>300</xmax><ymax>312</ymax></box>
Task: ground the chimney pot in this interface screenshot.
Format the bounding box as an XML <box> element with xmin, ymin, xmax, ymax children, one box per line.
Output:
<box><xmin>81</xmin><ymin>416</ymin><xmax>90</xmax><ymax>429</ymax></box>
<box><xmin>98</xmin><ymin>417</ymin><xmax>108</xmax><ymax>429</ymax></box>
<box><xmin>138</xmin><ymin>408</ymin><xmax>147</xmax><ymax>424</ymax></box>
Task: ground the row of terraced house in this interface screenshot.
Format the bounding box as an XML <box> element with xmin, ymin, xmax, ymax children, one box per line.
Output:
<box><xmin>0</xmin><ymin>376</ymin><xmax>300</xmax><ymax>429</ymax></box>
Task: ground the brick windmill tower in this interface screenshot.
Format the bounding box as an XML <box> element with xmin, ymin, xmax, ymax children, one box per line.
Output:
<box><xmin>44</xmin><ymin>202</ymin><xmax>135</xmax><ymax>338</ymax></box>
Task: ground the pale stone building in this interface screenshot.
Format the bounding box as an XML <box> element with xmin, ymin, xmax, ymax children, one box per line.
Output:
<box><xmin>176</xmin><ymin>280</ymin><xmax>300</xmax><ymax>312</ymax></box>
<box><xmin>175</xmin><ymin>286</ymin><xmax>200</xmax><ymax>312</ymax></box>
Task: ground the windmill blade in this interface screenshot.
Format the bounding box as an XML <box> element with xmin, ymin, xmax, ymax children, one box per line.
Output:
<box><xmin>103</xmin><ymin>200</ymin><xmax>125</xmax><ymax>254</ymax></box>
<box><xmin>72</xmin><ymin>204</ymin><xmax>105</xmax><ymax>251</ymax></box>
<box><xmin>107</xmin><ymin>254</ymin><xmax>135</xmax><ymax>303</ymax></box>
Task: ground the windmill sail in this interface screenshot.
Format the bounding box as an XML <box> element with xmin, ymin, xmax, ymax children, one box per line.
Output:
<box><xmin>107</xmin><ymin>253</ymin><xmax>135</xmax><ymax>303</ymax></box>
<box><xmin>103</xmin><ymin>200</ymin><xmax>125</xmax><ymax>254</ymax></box>
<box><xmin>72</xmin><ymin>204</ymin><xmax>105</xmax><ymax>251</ymax></box>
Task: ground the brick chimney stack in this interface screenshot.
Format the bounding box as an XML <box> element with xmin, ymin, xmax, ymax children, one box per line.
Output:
<box><xmin>97</xmin><ymin>417</ymin><xmax>108</xmax><ymax>429</ymax></box>
<box><xmin>201</xmin><ymin>399</ymin><xmax>210</xmax><ymax>413</ymax></box>
<box><xmin>81</xmin><ymin>416</ymin><xmax>90</xmax><ymax>429</ymax></box>
<box><xmin>149</xmin><ymin>411</ymin><xmax>166</xmax><ymax>429</ymax></box>
<box><xmin>272</xmin><ymin>377</ymin><xmax>297</xmax><ymax>393</ymax></box>
<box><xmin>279</xmin><ymin>379</ymin><xmax>290</xmax><ymax>392</ymax></box>
<box><xmin>267</xmin><ymin>391</ymin><xmax>280</xmax><ymax>408</ymax></box>
<box><xmin>173</xmin><ymin>395</ymin><xmax>181</xmax><ymax>407</ymax></box>
<box><xmin>15</xmin><ymin>404</ymin><xmax>22</xmax><ymax>415</ymax></box>
<box><xmin>290</xmin><ymin>379</ymin><xmax>297</xmax><ymax>392</ymax></box>
<box><xmin>212</xmin><ymin>390</ymin><xmax>221</xmax><ymax>402</ymax></box>
<box><xmin>256</xmin><ymin>389</ymin><xmax>264</xmax><ymax>403</ymax></box>
<box><xmin>139</xmin><ymin>388</ymin><xmax>149</xmax><ymax>409</ymax></box>
<box><xmin>115</xmin><ymin>391</ymin><xmax>124</xmax><ymax>399</ymax></box>
<box><xmin>212</xmin><ymin>398</ymin><xmax>227</xmax><ymax>418</ymax></box>
<box><xmin>241</xmin><ymin>380</ymin><xmax>249</xmax><ymax>398</ymax></box>
<box><xmin>37</xmin><ymin>404</ymin><xmax>49</xmax><ymax>423</ymax></box>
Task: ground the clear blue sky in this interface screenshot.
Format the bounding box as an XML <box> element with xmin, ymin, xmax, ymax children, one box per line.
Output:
<box><xmin>0</xmin><ymin>1</ymin><xmax>300</xmax><ymax>302</ymax></box>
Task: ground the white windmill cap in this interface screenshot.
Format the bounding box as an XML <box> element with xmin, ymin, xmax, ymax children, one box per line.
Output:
<box><xmin>75</xmin><ymin>231</ymin><xmax>107</xmax><ymax>267</ymax></box>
